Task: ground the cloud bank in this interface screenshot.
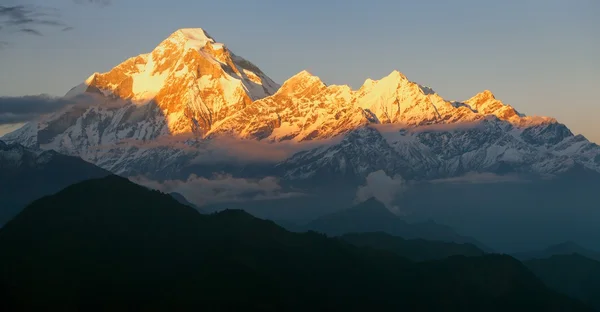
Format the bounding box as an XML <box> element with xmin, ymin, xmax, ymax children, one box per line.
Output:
<box><xmin>355</xmin><ymin>170</ymin><xmax>407</xmax><ymax>215</ymax></box>
<box><xmin>191</xmin><ymin>136</ymin><xmax>343</xmax><ymax>164</ymax></box>
<box><xmin>131</xmin><ymin>174</ymin><xmax>304</xmax><ymax>207</ymax></box>
<box><xmin>0</xmin><ymin>94</ymin><xmax>104</xmax><ymax>124</ymax></box>
<box><xmin>429</xmin><ymin>172</ymin><xmax>527</xmax><ymax>184</ymax></box>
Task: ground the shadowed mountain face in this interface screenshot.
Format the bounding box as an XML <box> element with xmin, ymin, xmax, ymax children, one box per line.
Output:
<box><xmin>0</xmin><ymin>140</ymin><xmax>110</xmax><ymax>227</ymax></box>
<box><xmin>0</xmin><ymin>176</ymin><xmax>591</xmax><ymax>311</ymax></box>
<box><xmin>525</xmin><ymin>254</ymin><xmax>600</xmax><ymax>310</ymax></box>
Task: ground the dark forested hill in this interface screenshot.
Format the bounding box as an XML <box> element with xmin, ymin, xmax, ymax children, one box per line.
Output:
<box><xmin>0</xmin><ymin>175</ymin><xmax>592</xmax><ymax>311</ymax></box>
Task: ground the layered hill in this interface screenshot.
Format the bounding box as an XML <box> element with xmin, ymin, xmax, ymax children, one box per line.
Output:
<box><xmin>0</xmin><ymin>175</ymin><xmax>592</xmax><ymax>311</ymax></box>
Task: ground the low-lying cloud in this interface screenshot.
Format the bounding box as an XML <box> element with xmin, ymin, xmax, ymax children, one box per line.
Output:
<box><xmin>191</xmin><ymin>135</ymin><xmax>343</xmax><ymax>164</ymax></box>
<box><xmin>0</xmin><ymin>93</ymin><xmax>105</xmax><ymax>124</ymax></box>
<box><xmin>429</xmin><ymin>172</ymin><xmax>527</xmax><ymax>184</ymax></box>
<box><xmin>355</xmin><ymin>170</ymin><xmax>408</xmax><ymax>215</ymax></box>
<box><xmin>131</xmin><ymin>174</ymin><xmax>304</xmax><ymax>207</ymax></box>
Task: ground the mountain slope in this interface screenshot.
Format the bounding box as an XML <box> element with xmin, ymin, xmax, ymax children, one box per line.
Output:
<box><xmin>0</xmin><ymin>175</ymin><xmax>591</xmax><ymax>311</ymax></box>
<box><xmin>0</xmin><ymin>140</ymin><xmax>110</xmax><ymax>226</ymax></box>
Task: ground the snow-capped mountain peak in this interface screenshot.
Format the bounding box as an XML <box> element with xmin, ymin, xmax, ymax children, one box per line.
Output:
<box><xmin>168</xmin><ymin>28</ymin><xmax>216</xmax><ymax>51</ymax></box>
<box><xmin>465</xmin><ymin>89</ymin><xmax>517</xmax><ymax>116</ymax></box>
<box><xmin>4</xmin><ymin>27</ymin><xmax>600</xmax><ymax>181</ymax></box>
<box><xmin>63</xmin><ymin>27</ymin><xmax>280</xmax><ymax>137</ymax></box>
<box><xmin>278</xmin><ymin>70</ymin><xmax>326</xmax><ymax>95</ymax></box>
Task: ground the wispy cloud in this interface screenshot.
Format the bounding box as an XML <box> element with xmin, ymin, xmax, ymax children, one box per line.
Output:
<box><xmin>0</xmin><ymin>2</ymin><xmax>108</xmax><ymax>41</ymax></box>
<box><xmin>0</xmin><ymin>5</ymin><xmax>66</xmax><ymax>36</ymax></box>
<box><xmin>191</xmin><ymin>135</ymin><xmax>343</xmax><ymax>164</ymax></box>
<box><xmin>19</xmin><ymin>28</ymin><xmax>42</xmax><ymax>36</ymax></box>
<box><xmin>355</xmin><ymin>170</ymin><xmax>408</xmax><ymax>215</ymax></box>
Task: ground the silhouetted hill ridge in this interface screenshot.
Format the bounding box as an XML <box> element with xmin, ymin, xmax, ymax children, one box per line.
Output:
<box><xmin>514</xmin><ymin>241</ymin><xmax>600</xmax><ymax>261</ymax></box>
<box><xmin>0</xmin><ymin>176</ymin><xmax>591</xmax><ymax>311</ymax></box>
<box><xmin>339</xmin><ymin>232</ymin><xmax>485</xmax><ymax>261</ymax></box>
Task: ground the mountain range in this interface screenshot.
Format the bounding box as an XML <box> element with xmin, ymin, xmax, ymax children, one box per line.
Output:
<box><xmin>2</xmin><ymin>27</ymin><xmax>600</xmax><ymax>251</ymax></box>
<box><xmin>3</xmin><ymin>28</ymin><xmax>599</xmax><ymax>182</ymax></box>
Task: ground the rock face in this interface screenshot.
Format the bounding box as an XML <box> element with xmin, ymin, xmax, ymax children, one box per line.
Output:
<box><xmin>3</xmin><ymin>27</ymin><xmax>600</xmax><ymax>181</ymax></box>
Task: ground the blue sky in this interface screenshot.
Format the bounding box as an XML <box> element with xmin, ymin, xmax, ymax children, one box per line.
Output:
<box><xmin>0</xmin><ymin>0</ymin><xmax>598</xmax><ymax>142</ymax></box>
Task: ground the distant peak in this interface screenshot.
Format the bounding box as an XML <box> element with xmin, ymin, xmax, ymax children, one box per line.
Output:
<box><xmin>353</xmin><ymin>197</ymin><xmax>390</xmax><ymax>212</ymax></box>
<box><xmin>363</xmin><ymin>78</ymin><xmax>375</xmax><ymax>85</ymax></box>
<box><xmin>551</xmin><ymin>240</ymin><xmax>582</xmax><ymax>249</ymax></box>
<box><xmin>162</xmin><ymin>28</ymin><xmax>217</xmax><ymax>51</ymax></box>
<box><xmin>469</xmin><ymin>90</ymin><xmax>496</xmax><ymax>102</ymax></box>
<box><xmin>387</xmin><ymin>70</ymin><xmax>408</xmax><ymax>80</ymax></box>
<box><xmin>174</xmin><ymin>28</ymin><xmax>214</xmax><ymax>41</ymax></box>
<box><xmin>479</xmin><ymin>90</ymin><xmax>496</xmax><ymax>99</ymax></box>
<box><xmin>279</xmin><ymin>70</ymin><xmax>325</xmax><ymax>93</ymax></box>
<box><xmin>358</xmin><ymin>70</ymin><xmax>409</xmax><ymax>92</ymax></box>
<box><xmin>285</xmin><ymin>70</ymin><xmax>322</xmax><ymax>84</ymax></box>
<box><xmin>293</xmin><ymin>70</ymin><xmax>317</xmax><ymax>79</ymax></box>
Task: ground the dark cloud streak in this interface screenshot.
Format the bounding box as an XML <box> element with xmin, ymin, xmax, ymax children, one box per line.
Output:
<box><xmin>0</xmin><ymin>2</ymin><xmax>108</xmax><ymax>42</ymax></box>
<box><xmin>0</xmin><ymin>94</ymin><xmax>98</xmax><ymax>124</ymax></box>
<box><xmin>73</xmin><ymin>0</ymin><xmax>112</xmax><ymax>7</ymax></box>
<box><xmin>19</xmin><ymin>28</ymin><xmax>43</xmax><ymax>36</ymax></box>
<box><xmin>0</xmin><ymin>5</ymin><xmax>66</xmax><ymax>36</ymax></box>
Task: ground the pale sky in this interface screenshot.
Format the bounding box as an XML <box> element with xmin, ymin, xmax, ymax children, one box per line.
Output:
<box><xmin>0</xmin><ymin>0</ymin><xmax>598</xmax><ymax>142</ymax></box>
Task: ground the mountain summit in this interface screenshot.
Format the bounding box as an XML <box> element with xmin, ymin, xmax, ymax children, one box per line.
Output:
<box><xmin>67</xmin><ymin>28</ymin><xmax>279</xmax><ymax>135</ymax></box>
